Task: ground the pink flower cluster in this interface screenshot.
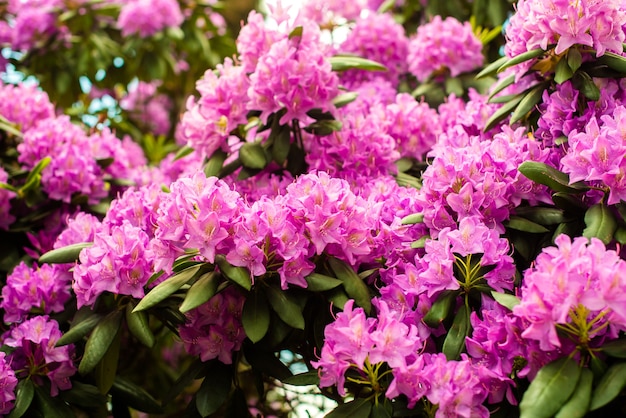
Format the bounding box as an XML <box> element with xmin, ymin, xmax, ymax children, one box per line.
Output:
<box><xmin>0</xmin><ymin>0</ymin><xmax>63</xmax><ymax>51</ymax></box>
<box><xmin>121</xmin><ymin>81</ymin><xmax>173</xmax><ymax>136</ymax></box>
<box><xmin>0</xmin><ymin>167</ymin><xmax>15</xmax><ymax>230</ymax></box>
<box><xmin>0</xmin><ymin>82</ymin><xmax>55</xmax><ymax>131</ymax></box>
<box><xmin>2</xmin><ymin>316</ymin><xmax>76</xmax><ymax>396</ymax></box>
<box><xmin>179</xmin><ymin>287</ymin><xmax>245</xmax><ymax>364</ymax></box>
<box><xmin>117</xmin><ymin>0</ymin><xmax>184</xmax><ymax>38</ymax></box>
<box><xmin>0</xmin><ymin>352</ymin><xmax>17</xmax><ymax>415</ymax></box>
<box><xmin>505</xmin><ymin>0</ymin><xmax>626</xmax><ymax>60</ymax></box>
<box><xmin>561</xmin><ymin>105</ymin><xmax>626</xmax><ymax>204</ymax></box>
<box><xmin>181</xmin><ymin>59</ymin><xmax>250</xmax><ymax>158</ymax></box>
<box><xmin>1</xmin><ymin>262</ymin><xmax>71</xmax><ymax>323</ymax></box>
<box><xmin>408</xmin><ymin>16</ymin><xmax>484</xmax><ymax>82</ymax></box>
<box><xmin>514</xmin><ymin>234</ymin><xmax>626</xmax><ymax>351</ymax></box>
<box><xmin>338</xmin><ymin>12</ymin><xmax>409</xmax><ymax>86</ymax></box>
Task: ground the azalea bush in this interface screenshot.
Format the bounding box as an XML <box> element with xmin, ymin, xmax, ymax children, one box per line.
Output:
<box><xmin>1</xmin><ymin>0</ymin><xmax>626</xmax><ymax>417</ymax></box>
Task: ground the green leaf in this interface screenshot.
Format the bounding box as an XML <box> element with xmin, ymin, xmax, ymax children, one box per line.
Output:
<box><xmin>598</xmin><ymin>51</ymin><xmax>626</xmax><ymax>74</ymax></box>
<box><xmin>497</xmin><ymin>48</ymin><xmax>545</xmax><ymax>73</ymax></box>
<box><xmin>215</xmin><ymin>255</ymin><xmax>252</xmax><ymax>291</ymax></box>
<box><xmin>174</xmin><ymin>145</ymin><xmax>194</xmax><ymax>161</ymax></box>
<box><xmin>325</xmin><ymin>398</ymin><xmax>372</xmax><ymax>418</ymax></box>
<box><xmin>7</xmin><ymin>379</ymin><xmax>35</xmax><ymax>418</ymax></box>
<box><xmin>78</xmin><ymin>310</ymin><xmax>123</xmax><ymax>375</ymax></box>
<box><xmin>179</xmin><ymin>271</ymin><xmax>219</xmax><ymax>313</ymax></box>
<box><xmin>519</xmin><ymin>357</ymin><xmax>582</xmax><ymax>418</ymax></box>
<box><xmin>304</xmin><ymin>273</ymin><xmax>343</xmax><ymax>292</ymax></box>
<box><xmin>518</xmin><ymin>161</ymin><xmax>588</xmax><ymax>193</ymax></box>
<box><xmin>567</xmin><ymin>48</ymin><xmax>582</xmax><ymax>72</ymax></box>
<box><xmin>326</xmin><ymin>287</ymin><xmax>349</xmax><ymax>310</ymax></box>
<box><xmin>514</xmin><ymin>207</ymin><xmax>565</xmax><ymax>226</ymax></box>
<box><xmin>476</xmin><ymin>56</ymin><xmax>509</xmax><ymax>79</ymax></box>
<box><xmin>32</xmin><ymin>386</ymin><xmax>75</xmax><ymax>418</ymax></box>
<box><xmin>270</xmin><ymin>125</ymin><xmax>291</xmax><ymax>166</ymax></box>
<box><xmin>554</xmin><ymin>57</ymin><xmax>574</xmax><ymax>84</ymax></box>
<box><xmin>484</xmin><ymin>93</ymin><xmax>524</xmax><ymax>132</ymax></box>
<box><xmin>24</xmin><ymin>157</ymin><xmax>51</xmax><ymax>186</ymax></box>
<box><xmin>204</xmin><ymin>150</ymin><xmax>227</xmax><ymax>178</ymax></box>
<box><xmin>487</xmin><ymin>73</ymin><xmax>516</xmax><ymax>100</ymax></box>
<box><xmin>491</xmin><ymin>291</ymin><xmax>521</xmax><ymax>311</ymax></box>
<box><xmin>39</xmin><ymin>242</ymin><xmax>92</xmax><ymax>264</ymax></box>
<box><xmin>401</xmin><ymin>213</ymin><xmax>424</xmax><ymax>225</ymax></box>
<box><xmin>411</xmin><ymin>236</ymin><xmax>428</xmax><ymax>249</ymax></box>
<box><xmin>442</xmin><ymin>303</ymin><xmax>471</xmax><ymax>360</ymax></box>
<box><xmin>573</xmin><ymin>71</ymin><xmax>600</xmax><ymax>101</ymax></box>
<box><xmin>162</xmin><ymin>358</ymin><xmax>208</xmax><ymax>406</ymax></box>
<box><xmin>333</xmin><ymin>91</ymin><xmax>359</xmax><ymax>108</ymax></box>
<box><xmin>196</xmin><ymin>364</ymin><xmax>232</xmax><ymax>416</ymax></box>
<box><xmin>94</xmin><ymin>325</ymin><xmax>120</xmax><ymax>394</ymax></box>
<box><xmin>288</xmin><ymin>25</ymin><xmax>303</xmax><ymax>39</ymax></box>
<box><xmin>111</xmin><ymin>376</ymin><xmax>163</xmax><ymax>414</ymax></box>
<box><xmin>329</xmin><ymin>55</ymin><xmax>387</xmax><ymax>72</ymax></box>
<box><xmin>265</xmin><ymin>285</ymin><xmax>305</xmax><ymax>330</ymax></box>
<box><xmin>239</xmin><ymin>142</ymin><xmax>268</xmax><ymax>170</ymax></box>
<box><xmin>303</xmin><ymin>120</ymin><xmax>343</xmax><ymax>136</ymax></box>
<box><xmin>555</xmin><ymin>367</ymin><xmax>592</xmax><ymax>418</ymax></box>
<box><xmin>506</xmin><ymin>216</ymin><xmax>550</xmax><ymax>233</ymax></box>
<box><xmin>95</xmin><ymin>157</ymin><xmax>114</xmax><ymax>169</ymax></box>
<box><xmin>602</xmin><ymin>338</ymin><xmax>626</xmax><ymax>358</ymax></box>
<box><xmin>59</xmin><ymin>381</ymin><xmax>107</xmax><ymax>409</ymax></box>
<box><xmin>370</xmin><ymin>400</ymin><xmax>393</xmax><ymax>418</ymax></box>
<box><xmin>282</xmin><ymin>370</ymin><xmax>320</xmax><ymax>386</ymax></box>
<box><xmin>423</xmin><ymin>290</ymin><xmax>457</xmax><ymax>328</ymax></box>
<box><xmin>242</xmin><ymin>290</ymin><xmax>271</xmax><ymax>343</ymax></box>
<box><xmin>328</xmin><ymin>257</ymin><xmax>372</xmax><ymax>314</ymax></box>
<box><xmin>590</xmin><ymin>362</ymin><xmax>626</xmax><ymax>410</ymax></box>
<box><xmin>125</xmin><ymin>301</ymin><xmax>155</xmax><ymax>348</ymax></box>
<box><xmin>56</xmin><ymin>311</ymin><xmax>102</xmax><ymax>347</ymax></box>
<box><xmin>510</xmin><ymin>84</ymin><xmax>546</xmax><ymax>124</ymax></box>
<box><xmin>583</xmin><ymin>203</ymin><xmax>617</xmax><ymax>245</ymax></box>
<box><xmin>133</xmin><ymin>264</ymin><xmax>204</xmax><ymax>312</ymax></box>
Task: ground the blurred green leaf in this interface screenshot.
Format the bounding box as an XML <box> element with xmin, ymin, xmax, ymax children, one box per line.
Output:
<box><xmin>111</xmin><ymin>376</ymin><xmax>163</xmax><ymax>414</ymax></box>
<box><xmin>282</xmin><ymin>370</ymin><xmax>320</xmax><ymax>386</ymax></box>
<box><xmin>196</xmin><ymin>363</ymin><xmax>232</xmax><ymax>417</ymax></box>
<box><xmin>491</xmin><ymin>291</ymin><xmax>520</xmax><ymax>311</ymax></box>
<box><xmin>239</xmin><ymin>142</ymin><xmax>268</xmax><ymax>170</ymax></box>
<box><xmin>498</xmin><ymin>48</ymin><xmax>545</xmax><ymax>73</ymax></box>
<box><xmin>325</xmin><ymin>398</ymin><xmax>372</xmax><ymax>418</ymax></box>
<box><xmin>330</xmin><ymin>55</ymin><xmax>387</xmax><ymax>72</ymax></box>
<box><xmin>39</xmin><ymin>242</ymin><xmax>92</xmax><ymax>264</ymax></box>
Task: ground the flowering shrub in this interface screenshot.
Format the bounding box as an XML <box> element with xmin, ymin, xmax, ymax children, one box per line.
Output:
<box><xmin>1</xmin><ymin>0</ymin><xmax>626</xmax><ymax>417</ymax></box>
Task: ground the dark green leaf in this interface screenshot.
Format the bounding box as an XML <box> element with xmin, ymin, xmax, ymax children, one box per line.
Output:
<box><xmin>412</xmin><ymin>82</ymin><xmax>437</xmax><ymax>98</ymax></box>
<box><xmin>196</xmin><ymin>364</ymin><xmax>232</xmax><ymax>416</ymax></box>
<box><xmin>288</xmin><ymin>26</ymin><xmax>303</xmax><ymax>39</ymax></box>
<box><xmin>32</xmin><ymin>386</ymin><xmax>75</xmax><ymax>418</ymax></box>
<box><xmin>514</xmin><ymin>207</ymin><xmax>565</xmax><ymax>226</ymax></box>
<box><xmin>370</xmin><ymin>400</ymin><xmax>393</xmax><ymax>418</ymax></box>
<box><xmin>603</xmin><ymin>338</ymin><xmax>626</xmax><ymax>358</ymax></box>
<box><xmin>39</xmin><ymin>242</ymin><xmax>92</xmax><ymax>264</ymax></box>
<box><xmin>204</xmin><ymin>150</ymin><xmax>227</xmax><ymax>178</ymax></box>
<box><xmin>598</xmin><ymin>51</ymin><xmax>626</xmax><ymax>73</ymax></box>
<box><xmin>519</xmin><ymin>357</ymin><xmax>581</xmax><ymax>418</ymax></box>
<box><xmin>518</xmin><ymin>161</ymin><xmax>588</xmax><ymax>193</ymax></box>
<box><xmin>7</xmin><ymin>379</ymin><xmax>35</xmax><ymax>418</ymax></box>
<box><xmin>573</xmin><ymin>71</ymin><xmax>600</xmax><ymax>101</ymax></box>
<box><xmin>282</xmin><ymin>370</ymin><xmax>320</xmax><ymax>386</ymax></box>
<box><xmin>491</xmin><ymin>291</ymin><xmax>521</xmax><ymax>311</ymax></box>
<box><xmin>304</xmin><ymin>273</ymin><xmax>343</xmax><ymax>292</ymax></box>
<box><xmin>554</xmin><ymin>57</ymin><xmax>574</xmax><ymax>84</ymax></box>
<box><xmin>484</xmin><ymin>93</ymin><xmax>524</xmax><ymax>132</ymax></box>
<box><xmin>95</xmin><ymin>157</ymin><xmax>114</xmax><ymax>169</ymax></box>
<box><xmin>59</xmin><ymin>381</ymin><xmax>107</xmax><ymax>409</ymax></box>
<box><xmin>567</xmin><ymin>48</ymin><xmax>582</xmax><ymax>72</ymax></box>
<box><xmin>555</xmin><ymin>367</ymin><xmax>592</xmax><ymax>418</ymax></box>
<box><xmin>510</xmin><ymin>84</ymin><xmax>546</xmax><ymax>124</ymax></box>
<box><xmin>215</xmin><ymin>255</ymin><xmax>252</xmax><ymax>291</ymax></box>
<box><xmin>497</xmin><ymin>48</ymin><xmax>545</xmax><ymax>73</ymax></box>
<box><xmin>583</xmin><ymin>203</ymin><xmax>617</xmax><ymax>245</ymax></box>
<box><xmin>423</xmin><ymin>290</ymin><xmax>457</xmax><ymax>328</ymax></box>
<box><xmin>78</xmin><ymin>310</ymin><xmax>123</xmax><ymax>375</ymax></box>
<box><xmin>180</xmin><ymin>271</ymin><xmax>219</xmax><ymax>313</ymax></box>
<box><xmin>330</xmin><ymin>55</ymin><xmax>387</xmax><ymax>72</ymax></box>
<box><xmin>333</xmin><ymin>92</ymin><xmax>359</xmax><ymax>108</ymax></box>
<box><xmin>174</xmin><ymin>145</ymin><xmax>195</xmax><ymax>161</ymax></box>
<box><xmin>442</xmin><ymin>303</ymin><xmax>471</xmax><ymax>360</ymax></box>
<box><xmin>326</xmin><ymin>287</ymin><xmax>349</xmax><ymax>311</ymax></box>
<box><xmin>325</xmin><ymin>398</ymin><xmax>372</xmax><ymax>418</ymax></box>
<box><xmin>133</xmin><ymin>264</ymin><xmax>204</xmax><ymax>312</ymax></box>
<box><xmin>94</xmin><ymin>325</ymin><xmax>120</xmax><ymax>394</ymax></box>
<box><xmin>265</xmin><ymin>286</ymin><xmax>305</xmax><ymax>330</ymax></box>
<box><xmin>111</xmin><ymin>376</ymin><xmax>163</xmax><ymax>414</ymax></box>
<box><xmin>56</xmin><ymin>311</ymin><xmax>102</xmax><ymax>347</ymax></box>
<box><xmin>476</xmin><ymin>56</ymin><xmax>509</xmax><ymax>79</ymax></box>
<box><xmin>303</xmin><ymin>120</ymin><xmax>343</xmax><ymax>137</ymax></box>
<box><xmin>242</xmin><ymin>290</ymin><xmax>271</xmax><ymax>343</ymax></box>
<box><xmin>590</xmin><ymin>362</ymin><xmax>626</xmax><ymax>410</ymax></box>
<box><xmin>162</xmin><ymin>358</ymin><xmax>209</xmax><ymax>406</ymax></box>
<box><xmin>487</xmin><ymin>73</ymin><xmax>516</xmax><ymax>100</ymax></box>
<box><xmin>125</xmin><ymin>301</ymin><xmax>155</xmax><ymax>348</ymax></box>
<box><xmin>271</xmin><ymin>125</ymin><xmax>291</xmax><ymax>166</ymax></box>
<box><xmin>244</xmin><ymin>345</ymin><xmax>292</xmax><ymax>380</ymax></box>
<box><xmin>506</xmin><ymin>216</ymin><xmax>550</xmax><ymax>233</ymax></box>
<box><xmin>328</xmin><ymin>257</ymin><xmax>372</xmax><ymax>314</ymax></box>
<box><xmin>239</xmin><ymin>142</ymin><xmax>268</xmax><ymax>170</ymax></box>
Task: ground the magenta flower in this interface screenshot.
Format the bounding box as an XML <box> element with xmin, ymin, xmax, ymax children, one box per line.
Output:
<box><xmin>0</xmin><ymin>166</ymin><xmax>15</xmax><ymax>230</ymax></box>
<box><xmin>117</xmin><ymin>0</ymin><xmax>183</xmax><ymax>38</ymax></box>
<box><xmin>0</xmin><ymin>352</ymin><xmax>18</xmax><ymax>415</ymax></box>
<box><xmin>0</xmin><ymin>81</ymin><xmax>55</xmax><ymax>131</ymax></box>
<box><xmin>121</xmin><ymin>81</ymin><xmax>172</xmax><ymax>136</ymax></box>
<box><xmin>3</xmin><ymin>316</ymin><xmax>76</xmax><ymax>397</ymax></box>
<box><xmin>408</xmin><ymin>15</ymin><xmax>483</xmax><ymax>82</ymax></box>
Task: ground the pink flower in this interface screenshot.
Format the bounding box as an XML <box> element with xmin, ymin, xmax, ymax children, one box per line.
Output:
<box><xmin>0</xmin><ymin>352</ymin><xmax>18</xmax><ymax>415</ymax></box>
